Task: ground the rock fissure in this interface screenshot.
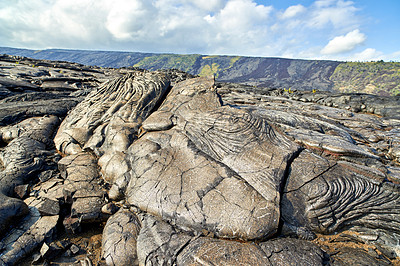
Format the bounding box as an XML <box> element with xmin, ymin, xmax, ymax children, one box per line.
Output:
<box><xmin>284</xmin><ymin>160</ymin><xmax>338</xmax><ymax>193</ymax></box>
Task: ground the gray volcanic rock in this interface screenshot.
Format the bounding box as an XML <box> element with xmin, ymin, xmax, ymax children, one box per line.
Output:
<box><xmin>0</xmin><ymin>55</ymin><xmax>120</xmax><ymax>264</ymax></box>
<box><xmin>1</xmin><ymin>55</ymin><xmax>400</xmax><ymax>265</ymax></box>
<box><xmin>331</xmin><ymin>247</ymin><xmax>391</xmax><ymax>266</ymax></box>
<box><xmin>178</xmin><ymin>236</ymin><xmax>327</xmax><ymax>265</ymax></box>
<box><xmin>54</xmin><ymin>70</ymin><xmax>171</xmax><ymax>191</ymax></box>
<box><xmin>134</xmin><ymin>212</ymin><xmax>327</xmax><ymax>265</ymax></box>
<box><xmin>283</xmin><ymin>153</ymin><xmax>400</xmax><ymax>254</ymax></box>
<box><xmin>259</xmin><ymin>238</ymin><xmax>328</xmax><ymax>265</ymax></box>
<box><xmin>0</xmin><ymin>98</ymin><xmax>79</xmax><ymax>126</ymax></box>
<box><xmin>124</xmin><ymin>127</ymin><xmax>276</xmax><ymax>239</ymax></box>
<box><xmin>136</xmin><ymin>213</ymin><xmax>193</xmax><ymax>265</ymax></box>
<box><xmin>58</xmin><ymin>152</ymin><xmax>108</xmax><ymax>223</ymax></box>
<box><xmin>54</xmin><ymin>71</ymin><xmax>170</xmax><ymax>155</ymax></box>
<box><xmin>0</xmin><ymin>115</ymin><xmax>59</xmax><ymax>235</ymax></box>
<box><xmin>115</xmin><ymin>77</ymin><xmax>288</xmax><ymax>240</ymax></box>
<box><xmin>176</xmin><ymin>237</ymin><xmax>272</xmax><ymax>265</ymax></box>
<box><xmin>102</xmin><ymin>210</ymin><xmax>141</xmax><ymax>265</ymax></box>
<box><xmin>0</xmin><ymin>212</ymin><xmax>58</xmax><ymax>265</ymax></box>
<box><xmin>280</xmin><ymin>88</ymin><xmax>400</xmax><ymax>118</ymax></box>
<box><xmin>0</xmin><ymin>54</ymin><xmax>117</xmax><ymax>126</ymax></box>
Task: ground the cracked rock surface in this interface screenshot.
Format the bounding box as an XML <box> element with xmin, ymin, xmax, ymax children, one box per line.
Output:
<box><xmin>1</xmin><ymin>54</ymin><xmax>400</xmax><ymax>265</ymax></box>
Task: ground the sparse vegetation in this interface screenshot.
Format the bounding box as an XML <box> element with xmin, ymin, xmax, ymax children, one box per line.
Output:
<box><xmin>229</xmin><ymin>56</ymin><xmax>241</xmax><ymax>68</ymax></box>
<box><xmin>2</xmin><ymin>47</ymin><xmax>398</xmax><ymax>96</ymax></box>
<box><xmin>331</xmin><ymin>61</ymin><xmax>400</xmax><ymax>96</ymax></box>
<box><xmin>132</xmin><ymin>54</ymin><xmax>242</xmax><ymax>80</ymax></box>
<box><xmin>199</xmin><ymin>63</ymin><xmax>220</xmax><ymax>77</ymax></box>
<box><xmin>202</xmin><ymin>55</ymin><xmax>219</xmax><ymax>59</ymax></box>
<box><xmin>133</xmin><ymin>54</ymin><xmax>200</xmax><ymax>72</ymax></box>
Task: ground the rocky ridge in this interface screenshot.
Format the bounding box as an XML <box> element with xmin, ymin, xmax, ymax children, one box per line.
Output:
<box><xmin>2</xmin><ymin>47</ymin><xmax>400</xmax><ymax>96</ymax></box>
<box><xmin>0</xmin><ymin>54</ymin><xmax>400</xmax><ymax>265</ymax></box>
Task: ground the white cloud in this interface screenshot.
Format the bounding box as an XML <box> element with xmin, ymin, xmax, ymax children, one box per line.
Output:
<box><xmin>307</xmin><ymin>0</ymin><xmax>359</xmax><ymax>30</ymax></box>
<box><xmin>0</xmin><ymin>0</ymin><xmax>396</xmax><ymax>61</ymax></box>
<box><xmin>0</xmin><ymin>0</ymin><xmax>114</xmax><ymax>47</ymax></box>
<box><xmin>0</xmin><ymin>0</ymin><xmax>271</xmax><ymax>54</ymax></box>
<box><xmin>187</xmin><ymin>0</ymin><xmax>225</xmax><ymax>12</ymax></box>
<box><xmin>210</xmin><ymin>0</ymin><xmax>272</xmax><ymax>32</ymax></box>
<box><xmin>391</xmin><ymin>51</ymin><xmax>400</xmax><ymax>61</ymax></box>
<box><xmin>350</xmin><ymin>48</ymin><xmax>383</xmax><ymax>61</ymax></box>
<box><xmin>321</xmin><ymin>29</ymin><xmax>366</xmax><ymax>54</ymax></box>
<box><xmin>105</xmin><ymin>0</ymin><xmax>155</xmax><ymax>40</ymax></box>
<box><xmin>347</xmin><ymin>48</ymin><xmax>400</xmax><ymax>62</ymax></box>
<box><xmin>281</xmin><ymin>4</ymin><xmax>306</xmax><ymax>19</ymax></box>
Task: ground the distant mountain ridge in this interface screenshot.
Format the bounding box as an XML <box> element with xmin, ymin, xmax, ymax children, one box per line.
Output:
<box><xmin>1</xmin><ymin>47</ymin><xmax>399</xmax><ymax>95</ymax></box>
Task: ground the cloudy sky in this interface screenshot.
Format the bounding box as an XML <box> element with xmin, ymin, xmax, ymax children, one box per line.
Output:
<box><xmin>0</xmin><ymin>0</ymin><xmax>399</xmax><ymax>61</ymax></box>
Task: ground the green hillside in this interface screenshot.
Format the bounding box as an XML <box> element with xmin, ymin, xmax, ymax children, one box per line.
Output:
<box><xmin>133</xmin><ymin>54</ymin><xmax>200</xmax><ymax>72</ymax></box>
<box><xmin>133</xmin><ymin>54</ymin><xmax>243</xmax><ymax>79</ymax></box>
<box><xmin>331</xmin><ymin>61</ymin><xmax>400</xmax><ymax>96</ymax></box>
<box><xmin>1</xmin><ymin>47</ymin><xmax>399</xmax><ymax>96</ymax></box>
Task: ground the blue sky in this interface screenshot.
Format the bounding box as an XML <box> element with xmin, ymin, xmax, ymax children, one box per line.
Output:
<box><xmin>0</xmin><ymin>0</ymin><xmax>399</xmax><ymax>61</ymax></box>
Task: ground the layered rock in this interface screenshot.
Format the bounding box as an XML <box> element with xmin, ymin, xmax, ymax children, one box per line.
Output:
<box><xmin>0</xmin><ymin>55</ymin><xmax>119</xmax><ymax>265</ymax></box>
<box><xmin>54</xmin><ymin>71</ymin><xmax>170</xmax><ymax>157</ymax></box>
<box><xmin>0</xmin><ymin>115</ymin><xmax>60</xmax><ymax>235</ymax></box>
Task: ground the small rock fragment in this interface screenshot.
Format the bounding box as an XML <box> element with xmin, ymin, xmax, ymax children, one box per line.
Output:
<box><xmin>101</xmin><ymin>202</ymin><xmax>119</xmax><ymax>215</ymax></box>
<box><xmin>70</xmin><ymin>244</ymin><xmax>80</xmax><ymax>255</ymax></box>
<box><xmin>37</xmin><ymin>198</ymin><xmax>60</xmax><ymax>216</ymax></box>
<box><xmin>63</xmin><ymin>216</ymin><xmax>80</xmax><ymax>234</ymax></box>
<box><xmin>38</xmin><ymin>170</ymin><xmax>53</xmax><ymax>182</ymax></box>
<box><xmin>14</xmin><ymin>184</ymin><xmax>30</xmax><ymax>199</ymax></box>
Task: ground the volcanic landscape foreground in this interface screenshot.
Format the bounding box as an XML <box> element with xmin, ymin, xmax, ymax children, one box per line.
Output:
<box><xmin>0</xmin><ymin>52</ymin><xmax>399</xmax><ymax>265</ymax></box>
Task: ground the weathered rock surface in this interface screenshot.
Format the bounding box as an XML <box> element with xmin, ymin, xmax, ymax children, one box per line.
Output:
<box><xmin>54</xmin><ymin>70</ymin><xmax>170</xmax><ymax>157</ymax></box>
<box><xmin>0</xmin><ymin>115</ymin><xmax>59</xmax><ymax>236</ymax></box>
<box><xmin>135</xmin><ymin>212</ymin><xmax>328</xmax><ymax>265</ymax></box>
<box><xmin>0</xmin><ymin>54</ymin><xmax>119</xmax><ymax>264</ymax></box>
<box><xmin>0</xmin><ymin>212</ymin><xmax>58</xmax><ymax>265</ymax></box>
<box><xmin>58</xmin><ymin>152</ymin><xmax>108</xmax><ymax>223</ymax></box>
<box><xmin>331</xmin><ymin>247</ymin><xmax>391</xmax><ymax>266</ymax></box>
<box><xmin>1</xmin><ymin>55</ymin><xmax>400</xmax><ymax>265</ymax></box>
<box><xmin>125</xmin><ymin>127</ymin><xmax>277</xmax><ymax>240</ymax></box>
<box><xmin>102</xmin><ymin>209</ymin><xmax>141</xmax><ymax>265</ymax></box>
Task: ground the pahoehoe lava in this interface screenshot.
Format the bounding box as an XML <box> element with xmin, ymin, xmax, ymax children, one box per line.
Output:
<box><xmin>0</xmin><ymin>54</ymin><xmax>400</xmax><ymax>265</ymax></box>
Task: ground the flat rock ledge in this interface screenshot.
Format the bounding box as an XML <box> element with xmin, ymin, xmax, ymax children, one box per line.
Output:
<box><xmin>0</xmin><ymin>54</ymin><xmax>400</xmax><ymax>265</ymax></box>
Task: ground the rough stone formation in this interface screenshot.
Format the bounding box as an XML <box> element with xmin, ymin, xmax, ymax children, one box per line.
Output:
<box><xmin>54</xmin><ymin>70</ymin><xmax>170</xmax><ymax>157</ymax></box>
<box><xmin>0</xmin><ymin>54</ymin><xmax>119</xmax><ymax>265</ymax></box>
<box><xmin>102</xmin><ymin>210</ymin><xmax>141</xmax><ymax>265</ymax></box>
<box><xmin>0</xmin><ymin>115</ymin><xmax>59</xmax><ymax>236</ymax></box>
<box><xmin>1</xmin><ymin>54</ymin><xmax>400</xmax><ymax>265</ymax></box>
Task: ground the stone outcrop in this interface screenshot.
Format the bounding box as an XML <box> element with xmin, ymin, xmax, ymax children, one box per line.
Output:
<box><xmin>0</xmin><ymin>54</ymin><xmax>399</xmax><ymax>265</ymax></box>
<box><xmin>102</xmin><ymin>210</ymin><xmax>141</xmax><ymax>265</ymax></box>
<box><xmin>0</xmin><ymin>115</ymin><xmax>59</xmax><ymax>236</ymax></box>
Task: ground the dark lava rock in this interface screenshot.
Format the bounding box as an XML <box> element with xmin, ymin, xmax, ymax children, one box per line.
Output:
<box><xmin>331</xmin><ymin>247</ymin><xmax>391</xmax><ymax>266</ymax></box>
<box><xmin>63</xmin><ymin>216</ymin><xmax>81</xmax><ymax>234</ymax></box>
<box><xmin>14</xmin><ymin>184</ymin><xmax>29</xmax><ymax>199</ymax></box>
<box><xmin>37</xmin><ymin>198</ymin><xmax>60</xmax><ymax>216</ymax></box>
